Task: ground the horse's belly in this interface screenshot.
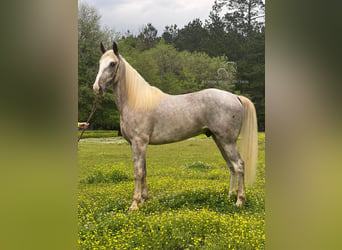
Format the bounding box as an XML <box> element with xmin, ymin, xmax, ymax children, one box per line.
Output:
<box><xmin>149</xmin><ymin>125</ymin><xmax>204</xmax><ymax>145</ymax></box>
<box><xmin>149</xmin><ymin>107</ymin><xmax>206</xmax><ymax>145</ymax></box>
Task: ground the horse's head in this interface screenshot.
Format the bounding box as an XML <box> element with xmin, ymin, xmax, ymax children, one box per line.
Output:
<box><xmin>93</xmin><ymin>42</ymin><xmax>120</xmax><ymax>95</ymax></box>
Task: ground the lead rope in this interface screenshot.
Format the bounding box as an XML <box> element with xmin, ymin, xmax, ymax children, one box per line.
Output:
<box><xmin>78</xmin><ymin>95</ymin><xmax>102</xmax><ymax>142</ymax></box>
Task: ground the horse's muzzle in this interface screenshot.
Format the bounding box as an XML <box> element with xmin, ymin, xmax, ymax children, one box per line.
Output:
<box><xmin>93</xmin><ymin>83</ymin><xmax>103</xmax><ymax>95</ymax></box>
<box><xmin>98</xmin><ymin>86</ymin><xmax>103</xmax><ymax>95</ymax></box>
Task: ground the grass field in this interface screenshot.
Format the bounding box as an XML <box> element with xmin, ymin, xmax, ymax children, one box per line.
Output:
<box><xmin>78</xmin><ymin>132</ymin><xmax>265</xmax><ymax>249</ymax></box>
<box><xmin>78</xmin><ymin>130</ymin><xmax>119</xmax><ymax>139</ymax></box>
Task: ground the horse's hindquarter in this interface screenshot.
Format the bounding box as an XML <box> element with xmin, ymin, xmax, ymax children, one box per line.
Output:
<box><xmin>149</xmin><ymin>89</ymin><xmax>243</xmax><ymax>145</ymax></box>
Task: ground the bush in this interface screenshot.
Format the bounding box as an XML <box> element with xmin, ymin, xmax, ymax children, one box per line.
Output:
<box><xmin>80</xmin><ymin>169</ymin><xmax>132</xmax><ymax>184</ymax></box>
<box><xmin>185</xmin><ymin>161</ymin><xmax>212</xmax><ymax>171</ymax></box>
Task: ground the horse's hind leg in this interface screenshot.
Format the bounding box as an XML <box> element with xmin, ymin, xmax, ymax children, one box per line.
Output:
<box><xmin>229</xmin><ymin>172</ymin><xmax>238</xmax><ymax>198</ymax></box>
<box><xmin>218</xmin><ymin>142</ymin><xmax>238</xmax><ymax>197</ymax></box>
<box><xmin>213</xmin><ymin>136</ymin><xmax>245</xmax><ymax>206</ymax></box>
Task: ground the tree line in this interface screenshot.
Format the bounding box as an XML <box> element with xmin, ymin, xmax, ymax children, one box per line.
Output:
<box><xmin>78</xmin><ymin>0</ymin><xmax>265</xmax><ymax>131</ymax></box>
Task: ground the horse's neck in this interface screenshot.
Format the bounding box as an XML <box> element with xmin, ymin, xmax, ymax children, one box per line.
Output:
<box><xmin>112</xmin><ymin>66</ymin><xmax>128</xmax><ymax>114</ymax></box>
<box><xmin>113</xmin><ymin>59</ymin><xmax>166</xmax><ymax>113</ymax></box>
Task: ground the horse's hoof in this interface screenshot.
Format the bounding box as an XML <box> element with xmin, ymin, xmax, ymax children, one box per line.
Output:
<box><xmin>235</xmin><ymin>198</ymin><xmax>245</xmax><ymax>207</ymax></box>
<box><xmin>128</xmin><ymin>206</ymin><xmax>139</xmax><ymax>212</ymax></box>
<box><xmin>234</xmin><ymin>202</ymin><xmax>242</xmax><ymax>207</ymax></box>
<box><xmin>142</xmin><ymin>195</ymin><xmax>149</xmax><ymax>202</ymax></box>
<box><xmin>129</xmin><ymin>201</ymin><xmax>139</xmax><ymax>212</ymax></box>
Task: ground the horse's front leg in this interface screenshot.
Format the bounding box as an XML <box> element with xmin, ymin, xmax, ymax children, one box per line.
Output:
<box><xmin>129</xmin><ymin>139</ymin><xmax>148</xmax><ymax>211</ymax></box>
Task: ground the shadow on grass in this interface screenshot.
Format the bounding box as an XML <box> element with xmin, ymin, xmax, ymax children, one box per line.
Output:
<box><xmin>141</xmin><ymin>188</ymin><xmax>264</xmax><ymax>215</ymax></box>
<box><xmin>80</xmin><ymin>170</ymin><xmax>133</xmax><ymax>184</ymax></box>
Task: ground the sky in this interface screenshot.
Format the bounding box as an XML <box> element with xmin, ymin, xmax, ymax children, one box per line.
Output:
<box><xmin>79</xmin><ymin>0</ymin><xmax>215</xmax><ymax>36</ymax></box>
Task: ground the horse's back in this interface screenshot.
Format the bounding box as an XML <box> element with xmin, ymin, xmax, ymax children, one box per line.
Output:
<box><xmin>197</xmin><ymin>88</ymin><xmax>242</xmax><ymax>109</ymax></box>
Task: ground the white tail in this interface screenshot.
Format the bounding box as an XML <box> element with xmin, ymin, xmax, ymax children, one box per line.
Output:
<box><xmin>238</xmin><ymin>95</ymin><xmax>258</xmax><ymax>186</ymax></box>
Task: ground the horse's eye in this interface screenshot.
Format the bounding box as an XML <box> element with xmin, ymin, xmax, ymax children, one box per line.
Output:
<box><xmin>110</xmin><ymin>62</ymin><xmax>116</xmax><ymax>67</ymax></box>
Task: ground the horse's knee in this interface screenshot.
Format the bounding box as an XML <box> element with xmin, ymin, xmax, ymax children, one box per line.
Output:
<box><xmin>237</xmin><ymin>159</ymin><xmax>245</xmax><ymax>174</ymax></box>
<box><xmin>228</xmin><ymin>163</ymin><xmax>235</xmax><ymax>173</ymax></box>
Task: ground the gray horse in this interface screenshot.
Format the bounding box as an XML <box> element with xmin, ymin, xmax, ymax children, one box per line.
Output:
<box><xmin>93</xmin><ymin>42</ymin><xmax>258</xmax><ymax>211</ymax></box>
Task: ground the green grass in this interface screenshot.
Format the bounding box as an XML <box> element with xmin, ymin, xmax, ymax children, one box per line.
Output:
<box><xmin>78</xmin><ymin>133</ymin><xmax>265</xmax><ymax>249</ymax></box>
<box><xmin>78</xmin><ymin>130</ymin><xmax>118</xmax><ymax>139</ymax></box>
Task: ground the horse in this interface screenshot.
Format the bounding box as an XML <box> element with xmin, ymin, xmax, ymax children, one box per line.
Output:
<box><xmin>93</xmin><ymin>42</ymin><xmax>258</xmax><ymax>211</ymax></box>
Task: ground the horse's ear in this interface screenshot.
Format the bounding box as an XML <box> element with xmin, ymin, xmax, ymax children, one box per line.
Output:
<box><xmin>100</xmin><ymin>42</ymin><xmax>106</xmax><ymax>54</ymax></box>
<box><xmin>113</xmin><ymin>42</ymin><xmax>119</xmax><ymax>56</ymax></box>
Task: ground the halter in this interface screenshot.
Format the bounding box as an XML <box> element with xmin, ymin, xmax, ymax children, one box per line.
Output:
<box><xmin>113</xmin><ymin>55</ymin><xmax>121</xmax><ymax>82</ymax></box>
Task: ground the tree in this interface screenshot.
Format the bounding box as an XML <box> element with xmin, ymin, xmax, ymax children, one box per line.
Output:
<box><xmin>217</xmin><ymin>0</ymin><xmax>265</xmax><ymax>36</ymax></box>
<box><xmin>207</xmin><ymin>0</ymin><xmax>265</xmax><ymax>130</ymax></box>
<box><xmin>174</xmin><ymin>19</ymin><xmax>208</xmax><ymax>53</ymax></box>
<box><xmin>145</xmin><ymin>40</ymin><xmax>231</xmax><ymax>94</ymax></box>
<box><xmin>234</xmin><ymin>27</ymin><xmax>265</xmax><ymax>130</ymax></box>
<box><xmin>162</xmin><ymin>24</ymin><xmax>178</xmax><ymax>44</ymax></box>
<box><xmin>147</xmin><ymin>41</ymin><xmax>183</xmax><ymax>93</ymax></box>
<box><xmin>137</xmin><ymin>23</ymin><xmax>159</xmax><ymax>50</ymax></box>
<box><xmin>78</xmin><ymin>3</ymin><xmax>120</xmax><ymax>129</ymax></box>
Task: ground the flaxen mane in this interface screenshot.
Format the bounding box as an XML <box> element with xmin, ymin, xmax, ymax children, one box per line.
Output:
<box><xmin>123</xmin><ymin>58</ymin><xmax>167</xmax><ymax>111</ymax></box>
